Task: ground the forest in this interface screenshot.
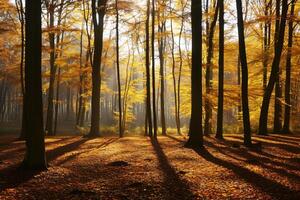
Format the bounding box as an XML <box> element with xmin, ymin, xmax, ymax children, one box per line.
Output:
<box><xmin>0</xmin><ymin>0</ymin><xmax>300</xmax><ymax>199</ymax></box>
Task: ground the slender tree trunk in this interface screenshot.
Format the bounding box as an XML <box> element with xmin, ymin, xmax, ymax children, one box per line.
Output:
<box><xmin>236</xmin><ymin>0</ymin><xmax>252</xmax><ymax>147</ymax></box>
<box><xmin>205</xmin><ymin>0</ymin><xmax>219</xmax><ymax>136</ymax></box>
<box><xmin>216</xmin><ymin>0</ymin><xmax>224</xmax><ymax>139</ymax></box>
<box><xmin>283</xmin><ymin>0</ymin><xmax>296</xmax><ymax>133</ymax></box>
<box><xmin>54</xmin><ymin>68</ymin><xmax>61</xmax><ymax>135</ymax></box>
<box><xmin>15</xmin><ymin>0</ymin><xmax>26</xmax><ymax>140</ymax></box>
<box><xmin>170</xmin><ymin>13</ymin><xmax>180</xmax><ymax>135</ymax></box>
<box><xmin>262</xmin><ymin>0</ymin><xmax>270</xmax><ymax>91</ymax></box>
<box><xmin>77</xmin><ymin>24</ymin><xmax>84</xmax><ymax>126</ymax></box>
<box><xmin>115</xmin><ymin>0</ymin><xmax>123</xmax><ymax>137</ymax></box>
<box><xmin>22</xmin><ymin>0</ymin><xmax>47</xmax><ymax>170</ymax></box>
<box><xmin>273</xmin><ymin>0</ymin><xmax>283</xmax><ymax>133</ymax></box>
<box><xmin>151</xmin><ymin>0</ymin><xmax>157</xmax><ymax>138</ymax></box>
<box><xmin>258</xmin><ymin>0</ymin><xmax>288</xmax><ymax>135</ymax></box>
<box><xmin>45</xmin><ymin>2</ymin><xmax>56</xmax><ymax>136</ymax></box>
<box><xmin>146</xmin><ymin>0</ymin><xmax>153</xmax><ymax>137</ymax></box>
<box><xmin>186</xmin><ymin>0</ymin><xmax>203</xmax><ymax>148</ymax></box>
<box><xmin>158</xmin><ymin>4</ymin><xmax>166</xmax><ymax>136</ymax></box>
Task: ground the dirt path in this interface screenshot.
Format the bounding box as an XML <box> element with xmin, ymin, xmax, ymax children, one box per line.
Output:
<box><xmin>0</xmin><ymin>134</ymin><xmax>299</xmax><ymax>200</ymax></box>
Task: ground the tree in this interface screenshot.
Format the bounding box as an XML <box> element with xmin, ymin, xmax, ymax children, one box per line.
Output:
<box><xmin>88</xmin><ymin>0</ymin><xmax>107</xmax><ymax>137</ymax></box>
<box><xmin>258</xmin><ymin>0</ymin><xmax>289</xmax><ymax>135</ymax></box>
<box><xmin>22</xmin><ymin>0</ymin><xmax>47</xmax><ymax>169</ymax></box>
<box><xmin>204</xmin><ymin>0</ymin><xmax>218</xmax><ymax>136</ymax></box>
<box><xmin>145</xmin><ymin>0</ymin><xmax>153</xmax><ymax>137</ymax></box>
<box><xmin>186</xmin><ymin>0</ymin><xmax>203</xmax><ymax>148</ymax></box>
<box><xmin>273</xmin><ymin>0</ymin><xmax>283</xmax><ymax>133</ymax></box>
<box><xmin>115</xmin><ymin>0</ymin><xmax>123</xmax><ymax>137</ymax></box>
<box><xmin>15</xmin><ymin>0</ymin><xmax>25</xmax><ymax>140</ymax></box>
<box><xmin>158</xmin><ymin>0</ymin><xmax>167</xmax><ymax>135</ymax></box>
<box><xmin>151</xmin><ymin>0</ymin><xmax>158</xmax><ymax>138</ymax></box>
<box><xmin>236</xmin><ymin>0</ymin><xmax>251</xmax><ymax>147</ymax></box>
<box><xmin>216</xmin><ymin>0</ymin><xmax>224</xmax><ymax>139</ymax></box>
<box><xmin>283</xmin><ymin>0</ymin><xmax>296</xmax><ymax>133</ymax></box>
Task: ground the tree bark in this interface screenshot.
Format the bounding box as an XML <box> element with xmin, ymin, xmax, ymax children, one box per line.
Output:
<box><xmin>115</xmin><ymin>0</ymin><xmax>123</xmax><ymax>137</ymax></box>
<box><xmin>151</xmin><ymin>0</ymin><xmax>158</xmax><ymax>138</ymax></box>
<box><xmin>205</xmin><ymin>0</ymin><xmax>219</xmax><ymax>136</ymax></box>
<box><xmin>22</xmin><ymin>0</ymin><xmax>47</xmax><ymax>170</ymax></box>
<box><xmin>186</xmin><ymin>0</ymin><xmax>203</xmax><ymax>148</ymax></box>
<box><xmin>216</xmin><ymin>0</ymin><xmax>224</xmax><ymax>139</ymax></box>
<box><xmin>283</xmin><ymin>0</ymin><xmax>296</xmax><ymax>133</ymax></box>
<box><xmin>236</xmin><ymin>0</ymin><xmax>252</xmax><ymax>147</ymax></box>
<box><xmin>273</xmin><ymin>0</ymin><xmax>283</xmax><ymax>133</ymax></box>
<box><xmin>145</xmin><ymin>0</ymin><xmax>153</xmax><ymax>137</ymax></box>
<box><xmin>158</xmin><ymin>0</ymin><xmax>167</xmax><ymax>135</ymax></box>
<box><xmin>258</xmin><ymin>0</ymin><xmax>288</xmax><ymax>135</ymax></box>
<box><xmin>88</xmin><ymin>0</ymin><xmax>107</xmax><ymax>137</ymax></box>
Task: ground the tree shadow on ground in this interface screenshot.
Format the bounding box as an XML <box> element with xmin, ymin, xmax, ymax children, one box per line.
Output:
<box><xmin>193</xmin><ymin>147</ymin><xmax>300</xmax><ymax>200</ymax></box>
<box><xmin>204</xmin><ymin>139</ymin><xmax>300</xmax><ymax>181</ymax></box>
<box><xmin>0</xmin><ymin>137</ymin><xmax>74</xmax><ymax>161</ymax></box>
<box><xmin>150</xmin><ymin>137</ymin><xmax>196</xmax><ymax>200</ymax></box>
<box><xmin>56</xmin><ymin>138</ymin><xmax>119</xmax><ymax>165</ymax></box>
<box><xmin>165</xmin><ymin>135</ymin><xmax>300</xmax><ymax>199</ymax></box>
<box><xmin>0</xmin><ymin>137</ymin><xmax>90</xmax><ymax>192</ymax></box>
<box><xmin>226</xmin><ymin>135</ymin><xmax>300</xmax><ymax>154</ymax></box>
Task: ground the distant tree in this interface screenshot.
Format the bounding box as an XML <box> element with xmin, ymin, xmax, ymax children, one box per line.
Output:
<box><xmin>22</xmin><ymin>0</ymin><xmax>47</xmax><ymax>169</ymax></box>
<box><xmin>283</xmin><ymin>0</ymin><xmax>296</xmax><ymax>133</ymax></box>
<box><xmin>15</xmin><ymin>0</ymin><xmax>25</xmax><ymax>140</ymax></box>
<box><xmin>186</xmin><ymin>0</ymin><xmax>203</xmax><ymax>148</ymax></box>
<box><xmin>236</xmin><ymin>0</ymin><xmax>251</xmax><ymax>147</ymax></box>
<box><xmin>205</xmin><ymin>0</ymin><xmax>218</xmax><ymax>136</ymax></box>
<box><xmin>115</xmin><ymin>0</ymin><xmax>123</xmax><ymax>137</ymax></box>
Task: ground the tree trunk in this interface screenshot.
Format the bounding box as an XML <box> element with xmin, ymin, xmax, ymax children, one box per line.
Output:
<box><xmin>22</xmin><ymin>0</ymin><xmax>47</xmax><ymax>170</ymax></box>
<box><xmin>88</xmin><ymin>0</ymin><xmax>107</xmax><ymax>137</ymax></box>
<box><xmin>273</xmin><ymin>0</ymin><xmax>283</xmax><ymax>133</ymax></box>
<box><xmin>186</xmin><ymin>0</ymin><xmax>203</xmax><ymax>148</ymax></box>
<box><xmin>216</xmin><ymin>0</ymin><xmax>224</xmax><ymax>139</ymax></box>
<box><xmin>45</xmin><ymin>2</ymin><xmax>56</xmax><ymax>136</ymax></box>
<box><xmin>115</xmin><ymin>0</ymin><xmax>123</xmax><ymax>137</ymax></box>
<box><xmin>158</xmin><ymin>0</ymin><xmax>166</xmax><ymax>135</ymax></box>
<box><xmin>145</xmin><ymin>0</ymin><xmax>153</xmax><ymax>137</ymax></box>
<box><xmin>258</xmin><ymin>0</ymin><xmax>288</xmax><ymax>135</ymax></box>
<box><xmin>54</xmin><ymin>68</ymin><xmax>61</xmax><ymax>135</ymax></box>
<box><xmin>15</xmin><ymin>0</ymin><xmax>26</xmax><ymax>140</ymax></box>
<box><xmin>283</xmin><ymin>0</ymin><xmax>296</xmax><ymax>133</ymax></box>
<box><xmin>236</xmin><ymin>0</ymin><xmax>252</xmax><ymax>147</ymax></box>
<box><xmin>151</xmin><ymin>0</ymin><xmax>158</xmax><ymax>138</ymax></box>
<box><xmin>205</xmin><ymin>0</ymin><xmax>219</xmax><ymax>136</ymax></box>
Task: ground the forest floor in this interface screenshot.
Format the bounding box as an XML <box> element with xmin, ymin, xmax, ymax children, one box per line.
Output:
<box><xmin>0</xmin><ymin>133</ymin><xmax>299</xmax><ymax>200</ymax></box>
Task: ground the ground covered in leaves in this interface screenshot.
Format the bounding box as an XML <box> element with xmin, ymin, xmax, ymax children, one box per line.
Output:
<box><xmin>0</xmin><ymin>133</ymin><xmax>299</xmax><ymax>200</ymax></box>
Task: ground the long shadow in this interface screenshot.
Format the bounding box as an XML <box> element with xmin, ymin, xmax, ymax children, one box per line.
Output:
<box><xmin>193</xmin><ymin>147</ymin><xmax>300</xmax><ymax>200</ymax></box>
<box><xmin>204</xmin><ymin>139</ymin><xmax>300</xmax><ymax>182</ymax></box>
<box><xmin>150</xmin><ymin>138</ymin><xmax>196</xmax><ymax>200</ymax></box>
<box><xmin>268</xmin><ymin>134</ymin><xmax>300</xmax><ymax>142</ymax></box>
<box><xmin>0</xmin><ymin>137</ymin><xmax>89</xmax><ymax>192</ymax></box>
<box><xmin>57</xmin><ymin>138</ymin><xmax>119</xmax><ymax>165</ymax></box>
<box><xmin>0</xmin><ymin>137</ymin><xmax>74</xmax><ymax>161</ymax></box>
<box><xmin>166</xmin><ymin>136</ymin><xmax>300</xmax><ymax>193</ymax></box>
<box><xmin>226</xmin><ymin>135</ymin><xmax>300</xmax><ymax>154</ymax></box>
<box><xmin>47</xmin><ymin>138</ymin><xmax>90</xmax><ymax>162</ymax></box>
<box><xmin>166</xmin><ymin>134</ymin><xmax>186</xmax><ymax>143</ymax></box>
<box><xmin>266</xmin><ymin>135</ymin><xmax>300</xmax><ymax>144</ymax></box>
